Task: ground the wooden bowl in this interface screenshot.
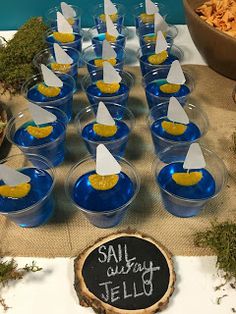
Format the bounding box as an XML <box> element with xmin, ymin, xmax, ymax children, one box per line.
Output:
<box><xmin>183</xmin><ymin>0</ymin><xmax>236</xmax><ymax>80</ymax></box>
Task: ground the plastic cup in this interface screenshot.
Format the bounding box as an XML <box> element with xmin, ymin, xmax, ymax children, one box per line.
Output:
<box><xmin>75</xmin><ymin>102</ymin><xmax>135</xmax><ymax>157</ymax></box>
<box><xmin>148</xmin><ymin>102</ymin><xmax>209</xmax><ymax>157</ymax></box>
<box><xmin>154</xmin><ymin>143</ymin><xmax>227</xmax><ymax>217</ymax></box>
<box><xmin>45</xmin><ymin>28</ymin><xmax>83</xmax><ymax>52</ymax></box>
<box><xmin>6</xmin><ymin>106</ymin><xmax>68</xmax><ymax>167</ymax></box>
<box><xmin>81</xmin><ymin>69</ymin><xmax>133</xmax><ymax>107</ymax></box>
<box><xmin>137</xmin><ymin>23</ymin><xmax>178</xmax><ymax>49</ymax></box>
<box><xmin>0</xmin><ymin>153</ymin><xmax>55</xmax><ymax>227</ymax></box>
<box><xmin>137</xmin><ymin>43</ymin><xmax>184</xmax><ymax>76</ymax></box>
<box><xmin>33</xmin><ymin>46</ymin><xmax>80</xmax><ymax>92</ymax></box>
<box><xmin>87</xmin><ymin>25</ymin><xmax>128</xmax><ymax>53</ymax></box>
<box><xmin>82</xmin><ymin>43</ymin><xmax>126</xmax><ymax>75</ymax></box>
<box><xmin>133</xmin><ymin>1</ymin><xmax>167</xmax><ymax>30</ymax></box>
<box><xmin>21</xmin><ymin>72</ymin><xmax>75</xmax><ymax>122</ymax></box>
<box><xmin>142</xmin><ymin>67</ymin><xmax>194</xmax><ymax>109</ymax></box>
<box><xmin>65</xmin><ymin>155</ymin><xmax>140</xmax><ymax>228</ymax></box>
<box><xmin>92</xmin><ymin>2</ymin><xmax>125</xmax><ymax>33</ymax></box>
<box><xmin>45</xmin><ymin>5</ymin><xmax>82</xmax><ymax>33</ymax></box>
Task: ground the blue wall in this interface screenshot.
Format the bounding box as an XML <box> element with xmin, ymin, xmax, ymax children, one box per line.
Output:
<box><xmin>0</xmin><ymin>0</ymin><xmax>185</xmax><ymax>30</ymax></box>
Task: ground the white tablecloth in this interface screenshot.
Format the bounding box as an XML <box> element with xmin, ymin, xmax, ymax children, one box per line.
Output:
<box><xmin>0</xmin><ymin>26</ymin><xmax>234</xmax><ymax>314</ymax></box>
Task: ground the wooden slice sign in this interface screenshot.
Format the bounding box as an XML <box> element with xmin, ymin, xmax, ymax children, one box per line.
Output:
<box><xmin>74</xmin><ymin>231</ymin><xmax>175</xmax><ymax>314</ymax></box>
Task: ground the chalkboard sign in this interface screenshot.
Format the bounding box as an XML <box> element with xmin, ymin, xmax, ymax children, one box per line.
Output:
<box><xmin>74</xmin><ymin>232</ymin><xmax>175</xmax><ymax>314</ymax></box>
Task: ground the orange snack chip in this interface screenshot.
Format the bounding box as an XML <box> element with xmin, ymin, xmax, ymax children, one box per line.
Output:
<box><xmin>195</xmin><ymin>0</ymin><xmax>236</xmax><ymax>38</ymax></box>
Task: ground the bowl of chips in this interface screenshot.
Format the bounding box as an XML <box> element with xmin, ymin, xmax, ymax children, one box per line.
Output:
<box><xmin>183</xmin><ymin>0</ymin><xmax>236</xmax><ymax>80</ymax></box>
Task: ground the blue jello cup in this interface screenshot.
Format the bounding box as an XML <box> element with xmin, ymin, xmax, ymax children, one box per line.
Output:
<box><xmin>33</xmin><ymin>46</ymin><xmax>80</xmax><ymax>92</ymax></box>
<box><xmin>154</xmin><ymin>144</ymin><xmax>227</xmax><ymax>218</ymax></box>
<box><xmin>92</xmin><ymin>2</ymin><xmax>125</xmax><ymax>33</ymax></box>
<box><xmin>0</xmin><ymin>153</ymin><xmax>55</xmax><ymax>227</ymax></box>
<box><xmin>65</xmin><ymin>155</ymin><xmax>140</xmax><ymax>228</ymax></box>
<box><xmin>75</xmin><ymin>103</ymin><xmax>135</xmax><ymax>157</ymax></box>
<box><xmin>45</xmin><ymin>5</ymin><xmax>82</xmax><ymax>33</ymax></box>
<box><xmin>137</xmin><ymin>23</ymin><xmax>177</xmax><ymax>49</ymax></box>
<box><xmin>137</xmin><ymin>43</ymin><xmax>184</xmax><ymax>76</ymax></box>
<box><xmin>6</xmin><ymin>106</ymin><xmax>68</xmax><ymax>167</ymax></box>
<box><xmin>81</xmin><ymin>69</ymin><xmax>133</xmax><ymax>107</ymax></box>
<box><xmin>87</xmin><ymin>25</ymin><xmax>128</xmax><ymax>54</ymax></box>
<box><xmin>82</xmin><ymin>43</ymin><xmax>126</xmax><ymax>75</ymax></box>
<box><xmin>142</xmin><ymin>67</ymin><xmax>194</xmax><ymax>109</ymax></box>
<box><xmin>45</xmin><ymin>28</ymin><xmax>83</xmax><ymax>52</ymax></box>
<box><xmin>133</xmin><ymin>1</ymin><xmax>167</xmax><ymax>30</ymax></box>
<box><xmin>21</xmin><ymin>72</ymin><xmax>75</xmax><ymax>121</ymax></box>
<box><xmin>148</xmin><ymin>102</ymin><xmax>209</xmax><ymax>157</ymax></box>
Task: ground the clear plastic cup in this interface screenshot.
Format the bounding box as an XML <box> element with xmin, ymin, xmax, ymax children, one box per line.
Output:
<box><xmin>45</xmin><ymin>28</ymin><xmax>83</xmax><ymax>53</ymax></box>
<box><xmin>137</xmin><ymin>43</ymin><xmax>184</xmax><ymax>76</ymax></box>
<box><xmin>137</xmin><ymin>23</ymin><xmax>178</xmax><ymax>48</ymax></box>
<box><xmin>154</xmin><ymin>143</ymin><xmax>227</xmax><ymax>217</ymax></box>
<box><xmin>142</xmin><ymin>67</ymin><xmax>194</xmax><ymax>109</ymax></box>
<box><xmin>6</xmin><ymin>106</ymin><xmax>68</xmax><ymax>167</ymax></box>
<box><xmin>33</xmin><ymin>46</ymin><xmax>80</xmax><ymax>91</ymax></box>
<box><xmin>148</xmin><ymin>102</ymin><xmax>209</xmax><ymax>157</ymax></box>
<box><xmin>82</xmin><ymin>43</ymin><xmax>126</xmax><ymax>75</ymax></box>
<box><xmin>133</xmin><ymin>1</ymin><xmax>167</xmax><ymax>30</ymax></box>
<box><xmin>65</xmin><ymin>155</ymin><xmax>140</xmax><ymax>228</ymax></box>
<box><xmin>0</xmin><ymin>153</ymin><xmax>55</xmax><ymax>227</ymax></box>
<box><xmin>81</xmin><ymin>69</ymin><xmax>133</xmax><ymax>107</ymax></box>
<box><xmin>75</xmin><ymin>102</ymin><xmax>135</xmax><ymax>157</ymax></box>
<box><xmin>45</xmin><ymin>5</ymin><xmax>82</xmax><ymax>33</ymax></box>
<box><xmin>92</xmin><ymin>2</ymin><xmax>126</xmax><ymax>33</ymax></box>
<box><xmin>86</xmin><ymin>25</ymin><xmax>129</xmax><ymax>52</ymax></box>
<box><xmin>21</xmin><ymin>72</ymin><xmax>75</xmax><ymax>121</ymax></box>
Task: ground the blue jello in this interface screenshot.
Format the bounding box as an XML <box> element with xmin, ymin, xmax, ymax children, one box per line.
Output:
<box><xmin>145</xmin><ymin>79</ymin><xmax>190</xmax><ymax>108</ymax></box>
<box><xmin>151</xmin><ymin>118</ymin><xmax>201</xmax><ymax>155</ymax></box>
<box><xmin>82</xmin><ymin>120</ymin><xmax>130</xmax><ymax>156</ymax></box>
<box><xmin>14</xmin><ymin>121</ymin><xmax>66</xmax><ymax>167</ymax></box>
<box><xmin>86</xmin><ymin>83</ymin><xmax>129</xmax><ymax>107</ymax></box>
<box><xmin>27</xmin><ymin>83</ymin><xmax>74</xmax><ymax>121</ymax></box>
<box><xmin>0</xmin><ymin>168</ymin><xmax>54</xmax><ymax>227</ymax></box>
<box><xmin>140</xmin><ymin>54</ymin><xmax>178</xmax><ymax>76</ymax></box>
<box><xmin>157</xmin><ymin>162</ymin><xmax>216</xmax><ymax>217</ymax></box>
<box><xmin>92</xmin><ymin>33</ymin><xmax>126</xmax><ymax>52</ymax></box>
<box><xmin>46</xmin><ymin>33</ymin><xmax>82</xmax><ymax>52</ymax></box>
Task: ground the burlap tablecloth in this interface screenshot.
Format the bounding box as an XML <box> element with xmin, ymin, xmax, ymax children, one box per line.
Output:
<box><xmin>0</xmin><ymin>65</ymin><xmax>235</xmax><ymax>257</ymax></box>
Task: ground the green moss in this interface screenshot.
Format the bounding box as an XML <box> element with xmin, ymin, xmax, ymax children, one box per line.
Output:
<box><xmin>0</xmin><ymin>17</ymin><xmax>48</xmax><ymax>93</ymax></box>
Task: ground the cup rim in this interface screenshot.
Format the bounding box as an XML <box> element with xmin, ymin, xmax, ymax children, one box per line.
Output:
<box><xmin>81</xmin><ymin>69</ymin><xmax>134</xmax><ymax>99</ymax></box>
<box><xmin>147</xmin><ymin>102</ymin><xmax>209</xmax><ymax>144</ymax></box>
<box><xmin>46</xmin><ymin>5</ymin><xmax>83</xmax><ymax>22</ymax></box>
<box><xmin>0</xmin><ymin>153</ymin><xmax>56</xmax><ymax>215</ymax></box>
<box><xmin>133</xmin><ymin>1</ymin><xmax>166</xmax><ymax>15</ymax></box>
<box><xmin>153</xmin><ymin>143</ymin><xmax>228</xmax><ymax>202</ymax></box>
<box><xmin>92</xmin><ymin>1</ymin><xmax>126</xmax><ymax>16</ymax></box>
<box><xmin>138</xmin><ymin>24</ymin><xmax>178</xmax><ymax>40</ymax></box>
<box><xmin>86</xmin><ymin>25</ymin><xmax>129</xmax><ymax>40</ymax></box>
<box><xmin>45</xmin><ymin>27</ymin><xmax>83</xmax><ymax>39</ymax></box>
<box><xmin>74</xmin><ymin>102</ymin><xmax>135</xmax><ymax>144</ymax></box>
<box><xmin>21</xmin><ymin>72</ymin><xmax>75</xmax><ymax>105</ymax></box>
<box><xmin>65</xmin><ymin>155</ymin><xmax>140</xmax><ymax>215</ymax></box>
<box><xmin>81</xmin><ymin>43</ymin><xmax>127</xmax><ymax>67</ymax></box>
<box><xmin>6</xmin><ymin>106</ymin><xmax>68</xmax><ymax>150</ymax></box>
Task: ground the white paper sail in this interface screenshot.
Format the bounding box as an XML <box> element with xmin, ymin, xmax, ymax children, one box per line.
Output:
<box><xmin>145</xmin><ymin>0</ymin><xmax>158</xmax><ymax>14</ymax></box>
<box><xmin>54</xmin><ymin>43</ymin><xmax>73</xmax><ymax>64</ymax></box>
<box><xmin>102</xmin><ymin>40</ymin><xmax>117</xmax><ymax>59</ymax></box>
<box><xmin>103</xmin><ymin>61</ymin><xmax>122</xmax><ymax>84</ymax></box>
<box><xmin>28</xmin><ymin>102</ymin><xmax>57</xmax><ymax>126</ymax></box>
<box><xmin>96</xmin><ymin>144</ymin><xmax>121</xmax><ymax>175</ymax></box>
<box><xmin>166</xmin><ymin>60</ymin><xmax>186</xmax><ymax>85</ymax></box>
<box><xmin>61</xmin><ymin>2</ymin><xmax>76</xmax><ymax>18</ymax></box>
<box><xmin>154</xmin><ymin>12</ymin><xmax>168</xmax><ymax>33</ymax></box>
<box><xmin>57</xmin><ymin>11</ymin><xmax>73</xmax><ymax>33</ymax></box>
<box><xmin>155</xmin><ymin>31</ymin><xmax>168</xmax><ymax>54</ymax></box>
<box><xmin>167</xmin><ymin>97</ymin><xmax>189</xmax><ymax>124</ymax></box>
<box><xmin>96</xmin><ymin>102</ymin><xmax>115</xmax><ymax>126</ymax></box>
<box><xmin>183</xmin><ymin>143</ymin><xmax>206</xmax><ymax>170</ymax></box>
<box><xmin>104</xmin><ymin>0</ymin><xmax>117</xmax><ymax>15</ymax></box>
<box><xmin>105</xmin><ymin>14</ymin><xmax>119</xmax><ymax>37</ymax></box>
<box><xmin>41</xmin><ymin>64</ymin><xmax>63</xmax><ymax>88</ymax></box>
<box><xmin>0</xmin><ymin>165</ymin><xmax>31</xmax><ymax>186</ymax></box>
